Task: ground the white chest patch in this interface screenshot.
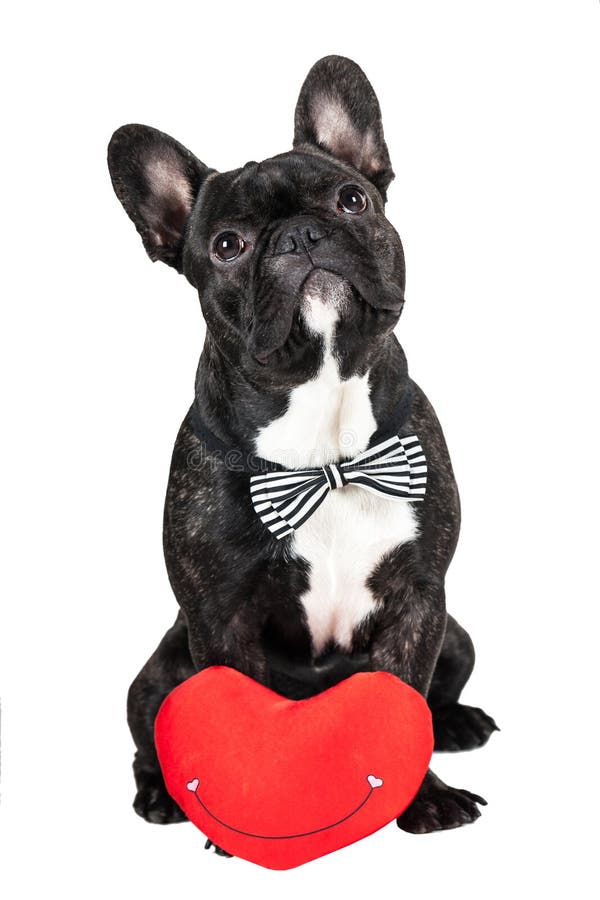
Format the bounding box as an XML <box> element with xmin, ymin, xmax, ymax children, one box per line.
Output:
<box><xmin>254</xmin><ymin>286</ymin><xmax>419</xmax><ymax>654</ymax></box>
<box><xmin>291</xmin><ymin>487</ymin><xmax>418</xmax><ymax>653</ymax></box>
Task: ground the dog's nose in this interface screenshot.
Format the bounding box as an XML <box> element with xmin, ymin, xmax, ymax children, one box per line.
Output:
<box><xmin>274</xmin><ymin>221</ymin><xmax>327</xmax><ymax>255</ymax></box>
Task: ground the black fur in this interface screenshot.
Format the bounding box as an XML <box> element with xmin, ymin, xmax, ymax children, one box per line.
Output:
<box><xmin>109</xmin><ymin>55</ymin><xmax>497</xmax><ymax>842</ymax></box>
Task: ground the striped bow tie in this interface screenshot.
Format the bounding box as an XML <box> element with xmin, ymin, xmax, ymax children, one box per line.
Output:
<box><xmin>250</xmin><ymin>434</ymin><xmax>427</xmax><ymax>540</ymax></box>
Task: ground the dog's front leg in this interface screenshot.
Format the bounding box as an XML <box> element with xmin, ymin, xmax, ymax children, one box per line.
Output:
<box><xmin>370</xmin><ymin>580</ymin><xmax>487</xmax><ymax>833</ymax></box>
<box><xmin>184</xmin><ymin>600</ymin><xmax>269</xmax><ymax>686</ymax></box>
<box><xmin>183</xmin><ymin>602</ymin><xmax>269</xmax><ymax>858</ymax></box>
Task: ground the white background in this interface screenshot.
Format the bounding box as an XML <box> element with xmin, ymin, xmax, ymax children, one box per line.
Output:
<box><xmin>1</xmin><ymin>1</ymin><xmax>599</xmax><ymax>897</ymax></box>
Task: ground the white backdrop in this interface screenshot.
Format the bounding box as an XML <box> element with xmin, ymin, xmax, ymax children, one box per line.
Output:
<box><xmin>1</xmin><ymin>1</ymin><xmax>598</xmax><ymax>897</ymax></box>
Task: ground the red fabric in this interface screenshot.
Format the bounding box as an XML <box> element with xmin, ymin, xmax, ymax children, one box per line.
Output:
<box><xmin>155</xmin><ymin>666</ymin><xmax>432</xmax><ymax>870</ymax></box>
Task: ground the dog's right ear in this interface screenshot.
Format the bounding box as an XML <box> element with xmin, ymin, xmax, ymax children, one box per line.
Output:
<box><xmin>107</xmin><ymin>125</ymin><xmax>212</xmax><ymax>271</ymax></box>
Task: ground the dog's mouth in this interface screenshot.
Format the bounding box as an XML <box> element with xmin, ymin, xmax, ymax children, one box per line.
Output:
<box><xmin>301</xmin><ymin>266</ymin><xmax>403</xmax><ymax>314</ymax></box>
<box><xmin>249</xmin><ymin>268</ymin><xmax>348</xmax><ymax>366</ymax></box>
<box><xmin>249</xmin><ymin>266</ymin><xmax>402</xmax><ymax>367</ymax></box>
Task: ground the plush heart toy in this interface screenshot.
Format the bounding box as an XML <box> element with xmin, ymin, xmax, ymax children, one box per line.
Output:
<box><xmin>155</xmin><ymin>666</ymin><xmax>433</xmax><ymax>869</ymax></box>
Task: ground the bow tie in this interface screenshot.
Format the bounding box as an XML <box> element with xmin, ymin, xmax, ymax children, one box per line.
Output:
<box><xmin>250</xmin><ymin>434</ymin><xmax>427</xmax><ymax>540</ymax></box>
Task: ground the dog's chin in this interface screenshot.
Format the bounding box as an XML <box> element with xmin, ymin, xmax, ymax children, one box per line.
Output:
<box><xmin>300</xmin><ymin>269</ymin><xmax>353</xmax><ymax>331</ymax></box>
<box><xmin>302</xmin><ymin>268</ymin><xmax>353</xmax><ymax>304</ymax></box>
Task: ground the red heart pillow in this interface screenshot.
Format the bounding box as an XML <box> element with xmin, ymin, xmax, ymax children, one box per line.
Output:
<box><xmin>155</xmin><ymin>666</ymin><xmax>432</xmax><ymax>869</ymax></box>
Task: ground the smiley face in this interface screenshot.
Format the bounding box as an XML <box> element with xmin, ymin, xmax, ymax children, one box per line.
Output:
<box><xmin>186</xmin><ymin>773</ymin><xmax>385</xmax><ymax>841</ymax></box>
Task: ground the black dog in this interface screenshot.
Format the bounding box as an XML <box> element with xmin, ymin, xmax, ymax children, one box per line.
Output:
<box><xmin>108</xmin><ymin>55</ymin><xmax>497</xmax><ymax>841</ymax></box>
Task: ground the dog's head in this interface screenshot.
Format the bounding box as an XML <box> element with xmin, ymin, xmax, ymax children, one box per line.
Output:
<box><xmin>108</xmin><ymin>56</ymin><xmax>405</xmax><ymax>385</ymax></box>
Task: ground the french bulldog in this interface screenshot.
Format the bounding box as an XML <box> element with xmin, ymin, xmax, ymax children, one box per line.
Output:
<box><xmin>108</xmin><ymin>55</ymin><xmax>498</xmax><ymax>844</ymax></box>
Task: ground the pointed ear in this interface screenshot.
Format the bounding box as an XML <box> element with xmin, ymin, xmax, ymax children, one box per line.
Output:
<box><xmin>293</xmin><ymin>56</ymin><xmax>394</xmax><ymax>200</ymax></box>
<box><xmin>107</xmin><ymin>124</ymin><xmax>212</xmax><ymax>271</ymax></box>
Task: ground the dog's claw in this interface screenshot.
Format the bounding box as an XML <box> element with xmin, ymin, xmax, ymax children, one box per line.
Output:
<box><xmin>204</xmin><ymin>839</ymin><xmax>233</xmax><ymax>858</ymax></box>
<box><xmin>459</xmin><ymin>789</ymin><xmax>488</xmax><ymax>806</ymax></box>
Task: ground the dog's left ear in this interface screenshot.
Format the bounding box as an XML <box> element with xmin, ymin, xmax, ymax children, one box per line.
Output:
<box><xmin>294</xmin><ymin>56</ymin><xmax>394</xmax><ymax>200</ymax></box>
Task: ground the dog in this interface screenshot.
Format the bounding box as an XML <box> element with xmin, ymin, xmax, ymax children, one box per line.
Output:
<box><xmin>108</xmin><ymin>55</ymin><xmax>498</xmax><ymax>844</ymax></box>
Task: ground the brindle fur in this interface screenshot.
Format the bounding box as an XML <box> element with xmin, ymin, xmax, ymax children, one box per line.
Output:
<box><xmin>110</xmin><ymin>55</ymin><xmax>498</xmax><ymax>841</ymax></box>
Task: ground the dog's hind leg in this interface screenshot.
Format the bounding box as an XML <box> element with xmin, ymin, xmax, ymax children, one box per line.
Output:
<box><xmin>427</xmin><ymin>615</ymin><xmax>499</xmax><ymax>751</ymax></box>
<box><xmin>127</xmin><ymin>611</ymin><xmax>196</xmax><ymax>824</ymax></box>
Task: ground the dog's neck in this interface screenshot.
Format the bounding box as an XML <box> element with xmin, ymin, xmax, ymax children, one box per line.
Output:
<box><xmin>194</xmin><ymin>331</ymin><xmax>411</xmax><ymax>469</ymax></box>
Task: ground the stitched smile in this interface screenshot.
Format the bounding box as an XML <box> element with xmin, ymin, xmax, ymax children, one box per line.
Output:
<box><xmin>185</xmin><ymin>773</ymin><xmax>384</xmax><ymax>840</ymax></box>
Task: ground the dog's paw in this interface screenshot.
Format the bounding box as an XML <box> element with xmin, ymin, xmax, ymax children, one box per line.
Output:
<box><xmin>397</xmin><ymin>783</ymin><xmax>486</xmax><ymax>834</ymax></box>
<box><xmin>432</xmin><ymin>703</ymin><xmax>499</xmax><ymax>752</ymax></box>
<box><xmin>204</xmin><ymin>839</ymin><xmax>234</xmax><ymax>858</ymax></box>
<box><xmin>133</xmin><ymin>770</ymin><xmax>187</xmax><ymax>825</ymax></box>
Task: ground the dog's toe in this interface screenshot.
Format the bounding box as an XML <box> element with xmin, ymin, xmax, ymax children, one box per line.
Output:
<box><xmin>397</xmin><ymin>783</ymin><xmax>486</xmax><ymax>834</ymax></box>
<box><xmin>432</xmin><ymin>703</ymin><xmax>499</xmax><ymax>752</ymax></box>
<box><xmin>133</xmin><ymin>771</ymin><xmax>187</xmax><ymax>824</ymax></box>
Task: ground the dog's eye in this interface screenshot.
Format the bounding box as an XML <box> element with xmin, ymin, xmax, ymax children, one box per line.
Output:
<box><xmin>213</xmin><ymin>232</ymin><xmax>246</xmax><ymax>262</ymax></box>
<box><xmin>337</xmin><ymin>185</ymin><xmax>368</xmax><ymax>215</ymax></box>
